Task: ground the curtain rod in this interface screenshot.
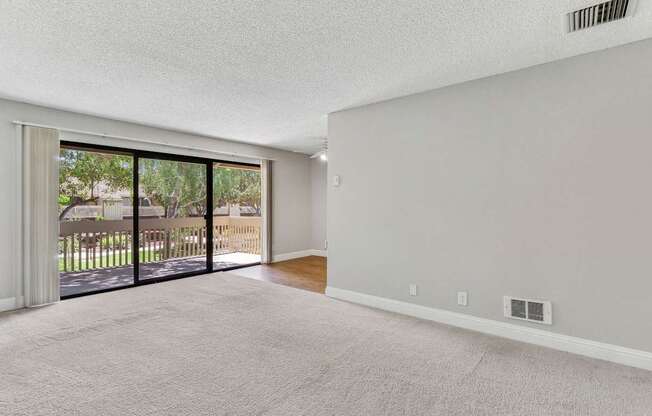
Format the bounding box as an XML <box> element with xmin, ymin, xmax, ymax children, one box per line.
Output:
<box><xmin>12</xmin><ymin>120</ymin><xmax>274</xmax><ymax>161</ymax></box>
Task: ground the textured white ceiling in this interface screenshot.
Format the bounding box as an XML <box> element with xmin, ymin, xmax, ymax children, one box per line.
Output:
<box><xmin>1</xmin><ymin>1</ymin><xmax>651</xmax><ymax>154</ymax></box>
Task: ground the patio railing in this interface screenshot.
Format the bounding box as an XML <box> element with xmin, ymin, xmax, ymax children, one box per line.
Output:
<box><xmin>59</xmin><ymin>216</ymin><xmax>261</xmax><ymax>272</ymax></box>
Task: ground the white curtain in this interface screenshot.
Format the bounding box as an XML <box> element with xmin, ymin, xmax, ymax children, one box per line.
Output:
<box><xmin>23</xmin><ymin>126</ymin><xmax>60</xmax><ymax>307</ymax></box>
<box><xmin>260</xmin><ymin>159</ymin><xmax>272</xmax><ymax>264</ymax></box>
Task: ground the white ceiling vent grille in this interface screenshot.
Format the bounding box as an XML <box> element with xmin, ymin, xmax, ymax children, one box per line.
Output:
<box><xmin>567</xmin><ymin>0</ymin><xmax>636</xmax><ymax>32</ymax></box>
<box><xmin>504</xmin><ymin>296</ymin><xmax>552</xmax><ymax>325</ymax></box>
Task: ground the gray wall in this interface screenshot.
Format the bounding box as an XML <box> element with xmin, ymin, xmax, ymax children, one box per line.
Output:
<box><xmin>311</xmin><ymin>158</ymin><xmax>327</xmax><ymax>251</ymax></box>
<box><xmin>327</xmin><ymin>38</ymin><xmax>652</xmax><ymax>352</ymax></box>
<box><xmin>0</xmin><ymin>98</ymin><xmax>313</xmax><ymax>302</ymax></box>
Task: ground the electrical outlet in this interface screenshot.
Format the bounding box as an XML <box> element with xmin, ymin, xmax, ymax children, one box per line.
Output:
<box><xmin>409</xmin><ymin>284</ymin><xmax>418</xmax><ymax>296</ymax></box>
<box><xmin>457</xmin><ymin>291</ymin><xmax>468</xmax><ymax>306</ymax></box>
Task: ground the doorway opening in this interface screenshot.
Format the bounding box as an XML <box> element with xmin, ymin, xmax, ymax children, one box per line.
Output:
<box><xmin>212</xmin><ymin>162</ymin><xmax>262</xmax><ymax>269</ymax></box>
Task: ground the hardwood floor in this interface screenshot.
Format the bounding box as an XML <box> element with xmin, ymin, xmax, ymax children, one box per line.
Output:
<box><xmin>229</xmin><ymin>256</ymin><xmax>327</xmax><ymax>293</ymax></box>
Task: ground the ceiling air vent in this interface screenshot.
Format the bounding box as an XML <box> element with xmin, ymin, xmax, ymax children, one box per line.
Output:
<box><xmin>567</xmin><ymin>0</ymin><xmax>636</xmax><ymax>32</ymax></box>
<box><xmin>504</xmin><ymin>296</ymin><xmax>552</xmax><ymax>325</ymax></box>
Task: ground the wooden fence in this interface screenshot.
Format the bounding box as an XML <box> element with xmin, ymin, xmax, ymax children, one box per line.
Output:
<box><xmin>59</xmin><ymin>216</ymin><xmax>261</xmax><ymax>272</ymax></box>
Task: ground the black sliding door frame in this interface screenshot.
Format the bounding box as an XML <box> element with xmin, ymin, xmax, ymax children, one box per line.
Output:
<box><xmin>60</xmin><ymin>140</ymin><xmax>261</xmax><ymax>299</ymax></box>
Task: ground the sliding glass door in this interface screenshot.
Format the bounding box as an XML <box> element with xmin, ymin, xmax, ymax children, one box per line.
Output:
<box><xmin>137</xmin><ymin>157</ymin><xmax>209</xmax><ymax>280</ymax></box>
<box><xmin>58</xmin><ymin>141</ymin><xmax>263</xmax><ymax>299</ymax></box>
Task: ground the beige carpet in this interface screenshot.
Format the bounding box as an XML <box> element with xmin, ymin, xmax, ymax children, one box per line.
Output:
<box><xmin>1</xmin><ymin>273</ymin><xmax>651</xmax><ymax>415</ymax></box>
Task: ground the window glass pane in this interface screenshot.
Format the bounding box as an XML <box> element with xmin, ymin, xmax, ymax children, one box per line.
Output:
<box><xmin>58</xmin><ymin>147</ymin><xmax>134</xmax><ymax>296</ymax></box>
<box><xmin>138</xmin><ymin>158</ymin><xmax>208</xmax><ymax>279</ymax></box>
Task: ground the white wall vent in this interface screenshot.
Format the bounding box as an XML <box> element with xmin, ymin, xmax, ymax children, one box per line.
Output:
<box><xmin>566</xmin><ymin>0</ymin><xmax>637</xmax><ymax>32</ymax></box>
<box><xmin>503</xmin><ymin>296</ymin><xmax>552</xmax><ymax>325</ymax></box>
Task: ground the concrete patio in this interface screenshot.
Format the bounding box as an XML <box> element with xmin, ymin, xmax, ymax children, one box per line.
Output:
<box><xmin>60</xmin><ymin>252</ymin><xmax>260</xmax><ymax>297</ymax></box>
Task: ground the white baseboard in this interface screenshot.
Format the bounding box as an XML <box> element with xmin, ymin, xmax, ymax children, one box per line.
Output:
<box><xmin>0</xmin><ymin>296</ymin><xmax>24</xmax><ymax>313</ymax></box>
<box><xmin>272</xmin><ymin>250</ymin><xmax>313</xmax><ymax>262</ymax></box>
<box><xmin>272</xmin><ymin>249</ymin><xmax>327</xmax><ymax>262</ymax></box>
<box><xmin>325</xmin><ymin>286</ymin><xmax>652</xmax><ymax>372</ymax></box>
